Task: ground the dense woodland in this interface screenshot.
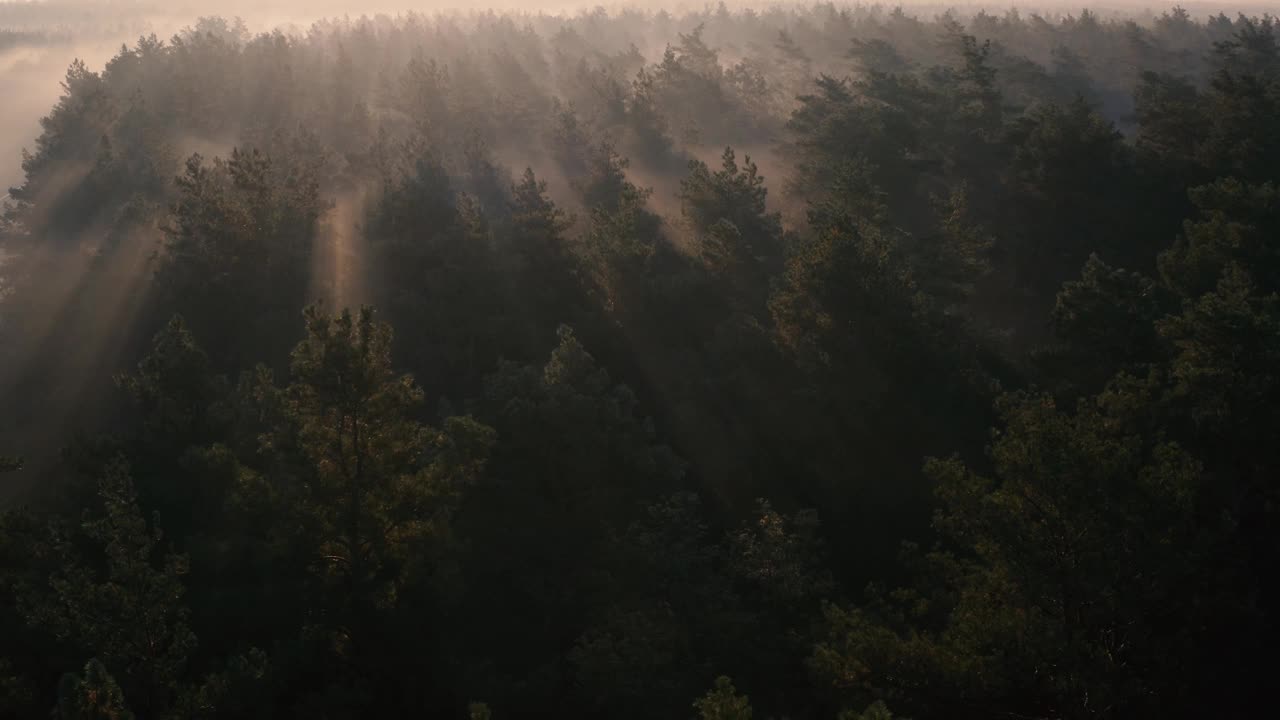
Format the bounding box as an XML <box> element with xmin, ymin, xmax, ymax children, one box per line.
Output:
<box><xmin>1</xmin><ymin>2</ymin><xmax>1279</xmax><ymax>718</ymax></box>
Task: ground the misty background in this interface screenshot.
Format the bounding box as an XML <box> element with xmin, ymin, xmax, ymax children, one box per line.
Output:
<box><xmin>0</xmin><ymin>1</ymin><xmax>1272</xmax><ymax>190</ymax></box>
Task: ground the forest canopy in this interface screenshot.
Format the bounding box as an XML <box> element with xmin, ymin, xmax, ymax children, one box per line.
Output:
<box><xmin>2</xmin><ymin>2</ymin><xmax>1279</xmax><ymax>718</ymax></box>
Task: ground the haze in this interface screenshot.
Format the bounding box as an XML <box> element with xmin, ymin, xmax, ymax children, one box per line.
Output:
<box><xmin>0</xmin><ymin>1</ymin><xmax>1271</xmax><ymax>186</ymax></box>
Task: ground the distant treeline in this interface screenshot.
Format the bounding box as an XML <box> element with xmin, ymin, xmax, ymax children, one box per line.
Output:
<box><xmin>0</xmin><ymin>29</ymin><xmax>69</xmax><ymax>49</ymax></box>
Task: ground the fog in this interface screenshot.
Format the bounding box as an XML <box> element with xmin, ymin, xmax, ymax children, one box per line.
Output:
<box><xmin>0</xmin><ymin>0</ymin><xmax>1271</xmax><ymax>495</ymax></box>
<box><xmin>0</xmin><ymin>0</ymin><xmax>1267</xmax><ymax>185</ymax></box>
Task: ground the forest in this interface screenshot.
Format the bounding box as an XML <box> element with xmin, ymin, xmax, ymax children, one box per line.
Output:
<box><xmin>1</xmin><ymin>1</ymin><xmax>1279</xmax><ymax>717</ymax></box>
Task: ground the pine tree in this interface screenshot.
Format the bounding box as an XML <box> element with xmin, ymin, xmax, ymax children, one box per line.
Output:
<box><xmin>55</xmin><ymin>659</ymin><xmax>135</xmax><ymax>720</ymax></box>
<box><xmin>273</xmin><ymin>305</ymin><xmax>492</xmax><ymax>626</ymax></box>
<box><xmin>25</xmin><ymin>461</ymin><xmax>196</xmax><ymax>717</ymax></box>
<box><xmin>693</xmin><ymin>676</ymin><xmax>752</xmax><ymax>720</ymax></box>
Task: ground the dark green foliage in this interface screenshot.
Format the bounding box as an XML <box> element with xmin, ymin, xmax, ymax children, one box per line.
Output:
<box><xmin>233</xmin><ymin>305</ymin><xmax>495</xmax><ymax>712</ymax></box>
<box><xmin>496</xmin><ymin>168</ymin><xmax>589</xmax><ymax>358</ymax></box>
<box><xmin>1037</xmin><ymin>254</ymin><xmax>1169</xmax><ymax>394</ymax></box>
<box><xmin>157</xmin><ymin>146</ymin><xmax>324</xmax><ymax>369</ymax></box>
<box><xmin>55</xmin><ymin>660</ymin><xmax>135</xmax><ymax>720</ymax></box>
<box><xmin>694</xmin><ymin>676</ymin><xmax>752</xmax><ymax>720</ymax></box>
<box><xmin>1199</xmin><ymin>17</ymin><xmax>1280</xmax><ymax>181</ymax></box>
<box><xmin>9</xmin><ymin>60</ymin><xmax>116</xmax><ymax>229</ymax></box>
<box><xmin>2</xmin><ymin>6</ymin><xmax>1280</xmax><ymax>720</ymax></box>
<box><xmin>117</xmin><ymin>315</ymin><xmax>230</xmax><ymax>449</ymax></box>
<box><xmin>454</xmin><ymin>327</ymin><xmax>684</xmax><ymax>711</ymax></box>
<box><xmin>840</xmin><ymin>700</ymin><xmax>897</xmax><ymax>720</ymax></box>
<box><xmin>813</xmin><ymin>394</ymin><xmax>1196</xmax><ymax>716</ymax></box>
<box><xmin>680</xmin><ymin>147</ymin><xmax>785</xmax><ymax>276</ymax></box>
<box><xmin>1160</xmin><ymin>178</ymin><xmax>1280</xmax><ymax>297</ymax></box>
<box><xmin>23</xmin><ymin>462</ymin><xmax>196</xmax><ymax>716</ymax></box>
<box><xmin>363</xmin><ymin>144</ymin><xmax>511</xmax><ymax>400</ymax></box>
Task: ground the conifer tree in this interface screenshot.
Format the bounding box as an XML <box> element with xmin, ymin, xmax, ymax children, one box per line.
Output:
<box><xmin>25</xmin><ymin>462</ymin><xmax>196</xmax><ymax>717</ymax></box>
<box><xmin>55</xmin><ymin>660</ymin><xmax>135</xmax><ymax>720</ymax></box>
<box><xmin>693</xmin><ymin>676</ymin><xmax>752</xmax><ymax>720</ymax></box>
